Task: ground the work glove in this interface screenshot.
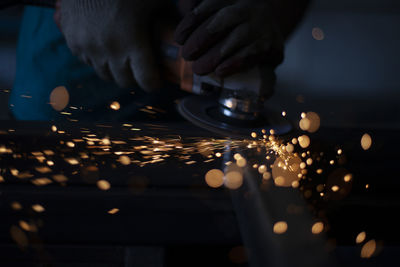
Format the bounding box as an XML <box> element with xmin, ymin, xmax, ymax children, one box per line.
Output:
<box><xmin>174</xmin><ymin>0</ymin><xmax>284</xmax><ymax>78</ymax></box>
<box><xmin>59</xmin><ymin>0</ymin><xmax>175</xmax><ymax>91</ymax></box>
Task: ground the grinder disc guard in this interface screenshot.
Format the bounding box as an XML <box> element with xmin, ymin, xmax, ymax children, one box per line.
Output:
<box><xmin>178</xmin><ymin>96</ymin><xmax>292</xmax><ymax>138</ymax></box>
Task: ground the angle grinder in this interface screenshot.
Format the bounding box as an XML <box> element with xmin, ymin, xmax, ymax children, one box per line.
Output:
<box><xmin>163</xmin><ymin>41</ymin><xmax>292</xmax><ymax>138</ymax></box>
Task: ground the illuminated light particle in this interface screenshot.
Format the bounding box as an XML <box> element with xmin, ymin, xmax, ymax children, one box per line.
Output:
<box><xmin>337</xmin><ymin>149</ymin><xmax>343</xmax><ymax>155</ymax></box>
<box><xmin>356</xmin><ymin>231</ymin><xmax>367</xmax><ymax>244</ymax></box>
<box><xmin>316</xmin><ymin>184</ymin><xmax>324</xmax><ymax>192</ymax></box>
<box><xmin>292</xmin><ymin>181</ymin><xmax>300</xmax><ymax>188</ymax></box>
<box><xmin>236</xmin><ymin>158</ymin><xmax>247</xmax><ymax>168</ymax></box>
<box><xmin>344</xmin><ymin>174</ymin><xmax>353</xmax><ymax>182</ymax></box>
<box><xmin>119</xmin><ymin>155</ymin><xmax>131</xmax><ymax>165</ymax></box>
<box><xmin>270</xmin><ymin>129</ymin><xmax>275</xmax><ymax>135</ymax></box>
<box><xmin>274</xmin><ymin>176</ymin><xmax>286</xmax><ymax>187</ymax></box>
<box><xmin>292</xmin><ymin>138</ymin><xmax>298</xmax><ymax>145</ymax></box>
<box><xmin>108</xmin><ymin>208</ymin><xmax>120</xmax><ymax>215</ymax></box>
<box><xmin>365</xmin><ymin>184</ymin><xmax>369</xmax><ymax>189</ymax></box>
<box><xmin>66</xmin><ymin>141</ymin><xmax>75</xmax><ymax>148</ymax></box>
<box><xmin>252</xmin><ymin>164</ymin><xmax>259</xmax><ymax>169</ymax></box>
<box><xmin>251</xmin><ymin>132</ymin><xmax>257</xmax><ymax>138</ymax></box>
<box><xmin>110</xmin><ymin>101</ymin><xmax>121</xmax><ymax>111</ymax></box>
<box><xmin>286</xmin><ymin>144</ymin><xmax>294</xmax><ymax>153</ymax></box>
<box><xmin>263</xmin><ymin>172</ymin><xmax>271</xmax><ymax>180</ymax></box>
<box><xmin>205</xmin><ymin>169</ymin><xmax>224</xmax><ymax>188</ymax></box>
<box><xmin>10</xmin><ymin>168</ymin><xmax>19</xmax><ymax>176</ymax></box>
<box><xmin>97</xmin><ymin>180</ymin><xmax>111</xmax><ymax>191</ymax></box>
<box><xmin>330</xmin><ymin>160</ymin><xmax>335</xmax><ymax>165</ymax></box>
<box><xmin>225</xmin><ymin>161</ymin><xmax>232</xmax><ymax>166</ymax></box>
<box><xmin>312</xmin><ymin>27</ymin><xmax>325</xmax><ymax>41</ymax></box>
<box><xmin>312</xmin><ymin>222</ymin><xmax>324</xmax><ymax>234</ymax></box>
<box><xmin>52</xmin><ymin>174</ymin><xmax>68</xmax><ymax>183</ymax></box>
<box><xmin>306</xmin><ymin>158</ymin><xmax>313</xmax><ymax>165</ymax></box>
<box><xmin>273</xmin><ymin>221</ymin><xmax>288</xmax><ymax>234</ymax></box>
<box><xmin>317</xmin><ymin>169</ymin><xmax>323</xmax><ymax>174</ymax></box>
<box><xmin>35</xmin><ymin>166</ymin><xmax>52</xmax><ymax>174</ymax></box>
<box><xmin>51</xmin><ymin>125</ymin><xmax>57</xmax><ymax>132</ymax></box>
<box><xmin>298</xmin><ymin>135</ymin><xmax>311</xmax><ymax>148</ymax></box>
<box><xmin>301</xmin><ymin>112</ymin><xmax>306</xmax><ymax>119</ymax></box>
<box><xmin>299</xmin><ymin>118</ymin><xmax>311</xmax><ymax>131</ymax></box>
<box><xmin>304</xmin><ymin>112</ymin><xmax>321</xmax><ymax>133</ymax></box>
<box><xmin>10</xmin><ymin>225</ymin><xmax>28</xmax><ymax>248</ymax></box>
<box><xmin>32</xmin><ymin>178</ymin><xmax>53</xmax><ymax>186</ymax></box>
<box><xmin>320</xmin><ymin>192</ymin><xmax>324</xmax><ymax>197</ymax></box>
<box><xmin>331</xmin><ymin>185</ymin><xmax>340</xmax><ymax>192</ymax></box>
<box><xmin>11</xmin><ymin>201</ymin><xmax>22</xmax><ymax>210</ymax></box>
<box><xmin>361</xmin><ymin>133</ymin><xmax>372</xmax><ymax>150</ymax></box>
<box><xmin>19</xmin><ymin>220</ymin><xmax>36</xmax><ymax>232</ymax></box>
<box><xmin>224</xmin><ymin>171</ymin><xmax>243</xmax><ymax>190</ymax></box>
<box><xmin>0</xmin><ymin>175</ymin><xmax>4</xmax><ymax>183</ymax></box>
<box><xmin>47</xmin><ymin>160</ymin><xmax>54</xmax><ymax>166</ymax></box>
<box><xmin>65</xmin><ymin>158</ymin><xmax>79</xmax><ymax>165</ymax></box>
<box><xmin>300</xmin><ymin>162</ymin><xmax>307</xmax><ymax>169</ymax></box>
<box><xmin>282</xmin><ymin>111</ymin><xmax>287</xmax><ymax>117</ymax></box>
<box><xmin>234</xmin><ymin>153</ymin><xmax>242</xmax><ymax>161</ymax></box>
<box><xmin>361</xmin><ymin>240</ymin><xmax>376</xmax><ymax>258</ymax></box>
<box><xmin>102</xmin><ymin>138</ymin><xmax>111</xmax><ymax>145</ymax></box>
<box><xmin>266</xmin><ymin>156</ymin><xmax>271</xmax><ymax>160</ymax></box>
<box><xmin>32</xmin><ymin>204</ymin><xmax>45</xmax><ymax>213</ymax></box>
<box><xmin>262</xmin><ymin>129</ymin><xmax>267</xmax><ymax>134</ymax></box>
<box><xmin>50</xmin><ymin>86</ymin><xmax>70</xmax><ymax>111</ymax></box>
<box><xmin>215</xmin><ymin>152</ymin><xmax>222</xmax><ymax>158</ymax></box>
<box><xmin>258</xmin><ymin>165</ymin><xmax>267</xmax><ymax>174</ymax></box>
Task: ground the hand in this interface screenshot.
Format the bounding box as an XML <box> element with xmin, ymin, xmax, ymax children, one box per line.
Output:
<box><xmin>59</xmin><ymin>0</ymin><xmax>174</xmax><ymax>91</ymax></box>
<box><xmin>174</xmin><ymin>0</ymin><xmax>285</xmax><ymax>77</ymax></box>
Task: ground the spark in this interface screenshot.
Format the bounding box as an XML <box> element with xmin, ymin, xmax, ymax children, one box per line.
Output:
<box><xmin>11</xmin><ymin>202</ymin><xmax>22</xmax><ymax>210</ymax></box>
<box><xmin>108</xmin><ymin>208</ymin><xmax>120</xmax><ymax>214</ymax></box>
<box><xmin>32</xmin><ymin>204</ymin><xmax>45</xmax><ymax>213</ymax></box>
<box><xmin>361</xmin><ymin>240</ymin><xmax>376</xmax><ymax>258</ymax></box>
<box><xmin>273</xmin><ymin>221</ymin><xmax>288</xmax><ymax>234</ymax></box>
<box><xmin>361</xmin><ymin>134</ymin><xmax>372</xmax><ymax>150</ymax></box>
<box><xmin>225</xmin><ymin>171</ymin><xmax>243</xmax><ymax>190</ymax></box>
<box><xmin>205</xmin><ymin>169</ymin><xmax>224</xmax><ymax>188</ymax></box>
<box><xmin>97</xmin><ymin>180</ymin><xmax>111</xmax><ymax>191</ymax></box>
<box><xmin>356</xmin><ymin>231</ymin><xmax>366</xmax><ymax>244</ymax></box>
<box><xmin>298</xmin><ymin>135</ymin><xmax>311</xmax><ymax>148</ymax></box>
<box><xmin>50</xmin><ymin>86</ymin><xmax>69</xmax><ymax>111</ymax></box>
<box><xmin>110</xmin><ymin>101</ymin><xmax>121</xmax><ymax>111</ymax></box>
<box><xmin>344</xmin><ymin>174</ymin><xmax>353</xmax><ymax>182</ymax></box>
<box><xmin>312</xmin><ymin>222</ymin><xmax>324</xmax><ymax>234</ymax></box>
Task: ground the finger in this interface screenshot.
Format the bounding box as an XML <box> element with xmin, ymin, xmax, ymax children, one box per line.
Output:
<box><xmin>192</xmin><ymin>42</ymin><xmax>224</xmax><ymax>75</ymax></box>
<box><xmin>92</xmin><ymin>60</ymin><xmax>113</xmax><ymax>81</ymax></box>
<box><xmin>174</xmin><ymin>0</ymin><xmax>234</xmax><ymax>45</ymax></box>
<box><xmin>215</xmin><ymin>42</ymin><xmax>271</xmax><ymax>77</ymax></box>
<box><xmin>192</xmin><ymin>0</ymin><xmax>235</xmax><ymax>17</ymax></box>
<box><xmin>181</xmin><ymin>5</ymin><xmax>245</xmax><ymax>61</ymax></box>
<box><xmin>130</xmin><ymin>40</ymin><xmax>162</xmax><ymax>92</ymax></box>
<box><xmin>220</xmin><ymin>23</ymin><xmax>252</xmax><ymax>59</ymax></box>
<box><xmin>205</xmin><ymin>4</ymin><xmax>246</xmax><ymax>35</ymax></box>
<box><xmin>81</xmin><ymin>55</ymin><xmax>93</xmax><ymax>67</ymax></box>
<box><xmin>177</xmin><ymin>0</ymin><xmax>202</xmax><ymax>15</ymax></box>
<box><xmin>109</xmin><ymin>58</ymin><xmax>136</xmax><ymax>89</ymax></box>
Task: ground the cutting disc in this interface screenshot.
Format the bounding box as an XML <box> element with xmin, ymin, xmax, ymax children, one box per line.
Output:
<box><xmin>178</xmin><ymin>96</ymin><xmax>292</xmax><ymax>138</ymax></box>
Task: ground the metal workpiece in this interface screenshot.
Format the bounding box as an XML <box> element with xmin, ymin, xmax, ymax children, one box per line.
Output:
<box><xmin>226</xmin><ymin>154</ymin><xmax>337</xmax><ymax>267</ymax></box>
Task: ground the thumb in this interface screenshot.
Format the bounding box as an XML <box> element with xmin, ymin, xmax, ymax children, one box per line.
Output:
<box><xmin>129</xmin><ymin>36</ymin><xmax>162</xmax><ymax>92</ymax></box>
